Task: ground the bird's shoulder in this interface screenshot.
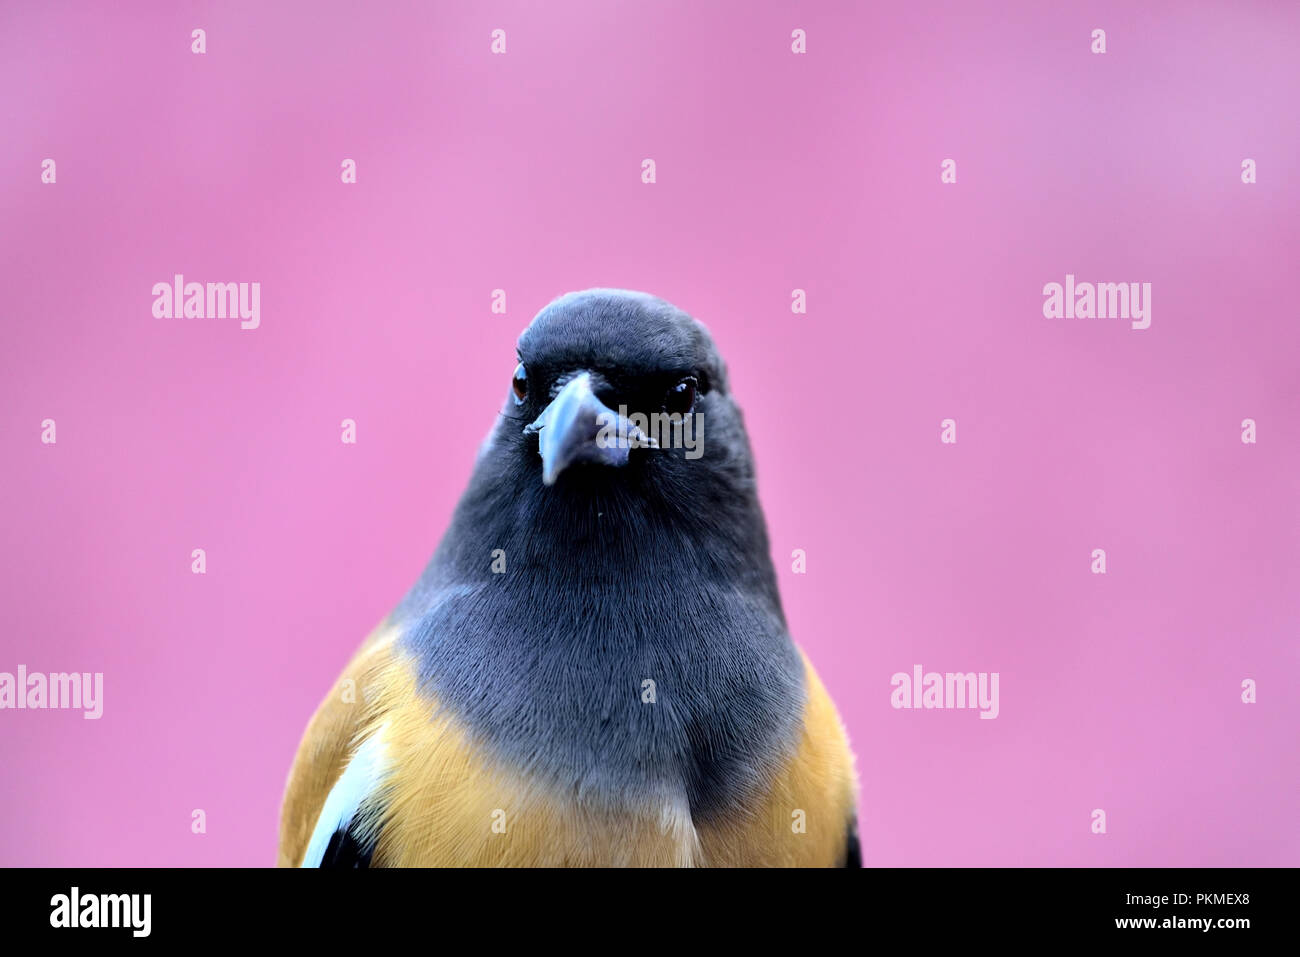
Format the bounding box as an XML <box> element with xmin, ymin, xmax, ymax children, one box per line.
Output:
<box><xmin>276</xmin><ymin>621</ymin><xmax>399</xmax><ymax>867</ymax></box>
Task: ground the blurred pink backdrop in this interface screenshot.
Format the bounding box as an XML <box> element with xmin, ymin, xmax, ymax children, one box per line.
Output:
<box><xmin>1</xmin><ymin>0</ymin><xmax>1297</xmax><ymax>866</ymax></box>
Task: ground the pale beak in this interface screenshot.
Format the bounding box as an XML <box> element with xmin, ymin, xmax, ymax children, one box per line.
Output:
<box><xmin>522</xmin><ymin>373</ymin><xmax>657</xmax><ymax>485</ymax></box>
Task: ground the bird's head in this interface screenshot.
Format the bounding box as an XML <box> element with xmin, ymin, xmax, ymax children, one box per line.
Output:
<box><xmin>490</xmin><ymin>289</ymin><xmax>753</xmax><ymax>500</ymax></box>
<box><xmin>410</xmin><ymin>288</ymin><xmax>783</xmax><ymax>623</ymax></box>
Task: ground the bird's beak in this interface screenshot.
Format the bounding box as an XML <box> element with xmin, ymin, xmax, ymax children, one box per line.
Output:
<box><xmin>522</xmin><ymin>372</ymin><xmax>657</xmax><ymax>485</ymax></box>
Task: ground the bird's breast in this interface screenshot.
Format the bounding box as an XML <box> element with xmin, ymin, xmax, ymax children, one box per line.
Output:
<box><xmin>395</xmin><ymin>579</ymin><xmax>807</xmax><ymax>821</ymax></box>
<box><xmin>357</xmin><ymin>626</ymin><xmax>854</xmax><ymax>867</ymax></box>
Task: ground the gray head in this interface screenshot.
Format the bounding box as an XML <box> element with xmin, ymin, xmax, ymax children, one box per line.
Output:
<box><xmin>498</xmin><ymin>289</ymin><xmax>751</xmax><ymax>499</ymax></box>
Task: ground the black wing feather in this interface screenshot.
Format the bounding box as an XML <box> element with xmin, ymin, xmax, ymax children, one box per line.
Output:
<box><xmin>842</xmin><ymin>819</ymin><xmax>862</xmax><ymax>867</ymax></box>
<box><xmin>319</xmin><ymin>826</ymin><xmax>374</xmax><ymax>868</ymax></box>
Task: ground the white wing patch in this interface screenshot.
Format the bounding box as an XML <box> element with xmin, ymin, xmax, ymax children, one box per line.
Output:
<box><xmin>301</xmin><ymin>728</ymin><xmax>390</xmax><ymax>867</ymax></box>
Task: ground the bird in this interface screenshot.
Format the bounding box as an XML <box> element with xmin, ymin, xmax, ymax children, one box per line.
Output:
<box><xmin>277</xmin><ymin>289</ymin><xmax>859</xmax><ymax>867</ymax></box>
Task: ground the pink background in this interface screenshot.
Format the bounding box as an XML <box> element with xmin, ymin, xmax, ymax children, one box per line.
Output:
<box><xmin>2</xmin><ymin>1</ymin><xmax>1297</xmax><ymax>867</ymax></box>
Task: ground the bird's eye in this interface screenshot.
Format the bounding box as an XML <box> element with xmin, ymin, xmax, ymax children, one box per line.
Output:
<box><xmin>511</xmin><ymin>363</ymin><xmax>528</xmax><ymax>403</ymax></box>
<box><xmin>664</xmin><ymin>376</ymin><xmax>697</xmax><ymax>417</ymax></box>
